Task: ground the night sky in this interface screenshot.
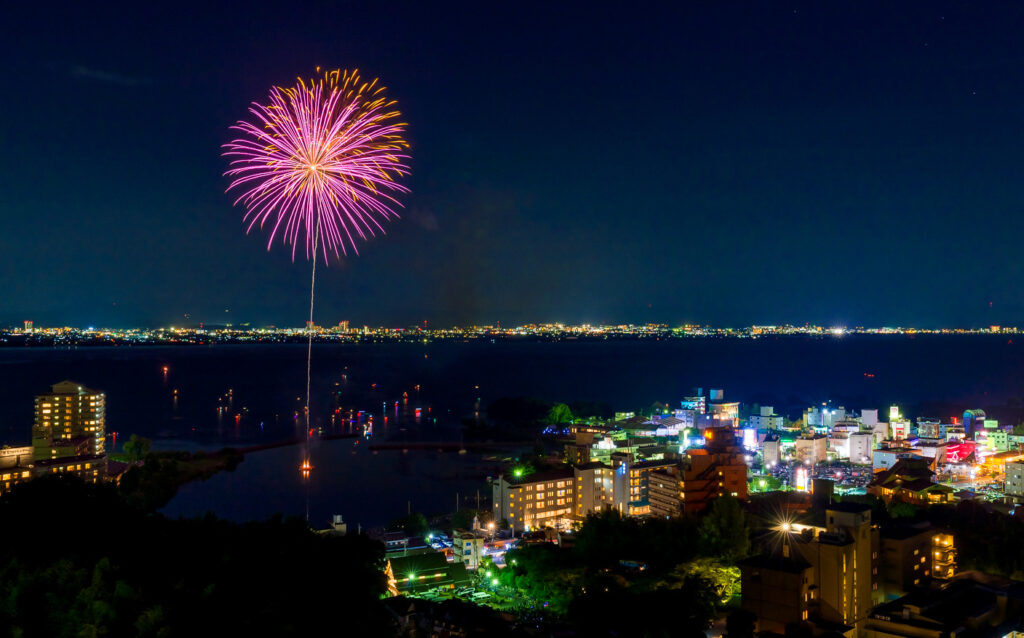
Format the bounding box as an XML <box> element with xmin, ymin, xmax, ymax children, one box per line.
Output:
<box><xmin>3</xmin><ymin>1</ymin><xmax>1024</xmax><ymax>328</ymax></box>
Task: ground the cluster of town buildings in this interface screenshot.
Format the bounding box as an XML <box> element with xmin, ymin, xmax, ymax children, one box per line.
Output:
<box><xmin>493</xmin><ymin>390</ymin><xmax>1024</xmax><ymax>536</ymax></box>
<box><xmin>8</xmin><ymin>378</ymin><xmax>1024</xmax><ymax>637</ymax></box>
<box><xmin>4</xmin><ymin>321</ymin><xmax>1018</xmax><ymax>347</ymax></box>
<box><xmin>484</xmin><ymin>388</ymin><xmax>1024</xmax><ymax>637</ymax></box>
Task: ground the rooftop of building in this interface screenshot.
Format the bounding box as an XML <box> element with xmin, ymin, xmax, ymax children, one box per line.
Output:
<box><xmin>870</xmin><ymin>578</ymin><xmax>1001</xmax><ymax>631</ymax></box>
<box><xmin>105</xmin><ymin>459</ymin><xmax>134</xmax><ymax>479</ymax></box>
<box><xmin>825</xmin><ymin>501</ymin><xmax>873</xmax><ymax>514</ymax></box>
<box><xmin>815</xmin><ymin>530</ymin><xmax>856</xmax><ymax>547</ymax></box>
<box><xmin>44</xmin><ymin>380</ymin><xmax>102</xmax><ymax>396</ymax></box>
<box><xmin>648</xmin><ymin>465</ymin><xmax>679</xmax><ymax>477</ymax></box>
<box><xmin>452</xmin><ymin>529</ymin><xmax>485</xmax><ymax>541</ymax></box>
<box><xmin>387</xmin><ymin>552</ymin><xmax>471</xmax><ymax>590</ymax></box>
<box><xmin>880</xmin><ymin>523</ymin><xmax>934</xmax><ymax>541</ymax></box>
<box><xmin>876</xmin><ymin>446</ymin><xmax>919</xmax><ymax>454</ymax></box>
<box><xmin>632</xmin><ymin>458</ymin><xmax>678</xmax><ymax>470</ymax></box>
<box><xmin>573</xmin><ymin>461</ymin><xmax>610</xmax><ymax>471</ymax></box>
<box><xmin>505</xmin><ymin>467</ymin><xmax>574</xmax><ymax>485</ymax></box>
<box><xmin>739</xmin><ymin>551</ymin><xmax>812</xmax><ymax>574</ymax></box>
<box><xmin>34</xmin><ymin>453</ymin><xmax>105</xmax><ymax>468</ymax></box>
<box><xmin>869</xmin><ymin>458</ymin><xmax>953</xmax><ymax>494</ymax></box>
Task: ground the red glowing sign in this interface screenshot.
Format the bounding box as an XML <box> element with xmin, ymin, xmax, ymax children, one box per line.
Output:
<box><xmin>947</xmin><ymin>442</ymin><xmax>976</xmax><ymax>463</ymax></box>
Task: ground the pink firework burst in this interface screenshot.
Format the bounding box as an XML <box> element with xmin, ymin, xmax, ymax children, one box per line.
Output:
<box><xmin>223</xmin><ymin>69</ymin><xmax>410</xmax><ymax>262</ymax></box>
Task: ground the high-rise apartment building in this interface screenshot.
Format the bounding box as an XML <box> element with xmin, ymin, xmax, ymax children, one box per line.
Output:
<box><xmin>609</xmin><ymin>453</ymin><xmax>677</xmax><ymax>517</ymax></box>
<box><xmin>681</xmin><ymin>428</ymin><xmax>748</xmax><ymax>512</ymax></box>
<box><xmin>32</xmin><ymin>381</ymin><xmax>106</xmax><ymax>460</ymax></box>
<box><xmin>648</xmin><ymin>466</ymin><xmax>683</xmax><ymax>518</ymax></box>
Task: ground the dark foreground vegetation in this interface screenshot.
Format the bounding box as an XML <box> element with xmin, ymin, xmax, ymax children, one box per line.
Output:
<box><xmin>117</xmin><ymin>446</ymin><xmax>244</xmax><ymax>511</ymax></box>
<box><xmin>0</xmin><ymin>476</ymin><xmax>392</xmax><ymax>637</ymax></box>
<box><xmin>498</xmin><ymin>498</ymin><xmax>751</xmax><ymax>638</ymax></box>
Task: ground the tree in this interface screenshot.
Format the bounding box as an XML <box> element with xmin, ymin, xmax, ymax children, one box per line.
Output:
<box><xmin>547</xmin><ymin>403</ymin><xmax>573</xmax><ymax>425</ymax></box>
<box><xmin>568</xmin><ymin>400</ymin><xmax>613</xmax><ymax>420</ymax></box>
<box><xmin>888</xmin><ymin>501</ymin><xmax>919</xmax><ymax>520</ymax></box>
<box><xmin>451</xmin><ymin>508</ymin><xmax>480</xmax><ymax>531</ymax></box>
<box><xmin>486</xmin><ymin>397</ymin><xmax>553</xmax><ymax>425</ymax></box>
<box><xmin>662</xmin><ymin>558</ymin><xmax>740</xmax><ymax>605</ymax></box>
<box><xmin>697</xmin><ymin>496</ymin><xmax>751</xmax><ymax>563</ymax></box>
<box><xmin>752</xmin><ymin>475</ymin><xmax>782</xmax><ymax>492</ymax></box>
<box><xmin>648</xmin><ymin>401</ymin><xmax>670</xmax><ymax>416</ymax></box>
<box><xmin>122</xmin><ymin>435</ymin><xmax>152</xmax><ymax>463</ymax></box>
<box><xmin>568</xmin><ymin>579</ymin><xmax>716</xmax><ymax>638</ymax></box>
<box><xmin>0</xmin><ymin>476</ymin><xmax>393</xmax><ymax>636</ymax></box>
<box><xmin>1013</xmin><ymin>423</ymin><xmax>1024</xmax><ymax>437</ymax></box>
<box><xmin>573</xmin><ymin>509</ymin><xmax>641</xmax><ymax>566</ymax></box>
<box><xmin>503</xmin><ymin>544</ymin><xmax>580</xmax><ymax>615</ymax></box>
<box><xmin>389</xmin><ymin>512</ymin><xmax>429</xmax><ymax>537</ymax></box>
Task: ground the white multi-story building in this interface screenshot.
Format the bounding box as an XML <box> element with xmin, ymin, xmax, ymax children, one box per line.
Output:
<box><xmin>492</xmin><ymin>469</ymin><xmax>577</xmax><ymax>532</ymax></box>
<box><xmin>762</xmin><ymin>435</ymin><xmax>782</xmax><ymax>467</ymax></box>
<box><xmin>872</xmin><ymin>447</ymin><xmax>919</xmax><ymax>471</ymax></box>
<box><xmin>804</xmin><ymin>406</ymin><xmax>847</xmax><ymax>433</ymax></box>
<box><xmin>1005</xmin><ymin>462</ymin><xmax>1024</xmax><ymax>499</ymax></box>
<box><xmin>849</xmin><ymin>432</ymin><xmax>873</xmax><ymax>464</ymax></box>
<box><xmin>915</xmin><ymin>439</ymin><xmax>947</xmax><ymax>465</ymax></box>
<box><xmin>749</xmin><ymin>406</ymin><xmax>785</xmax><ymax>430</ymax></box>
<box><xmin>795</xmin><ymin>435</ymin><xmax>827</xmax><ymax>465</ymax></box>
<box><xmin>870</xmin><ymin>421</ymin><xmax>890</xmax><ymax>446</ymax></box>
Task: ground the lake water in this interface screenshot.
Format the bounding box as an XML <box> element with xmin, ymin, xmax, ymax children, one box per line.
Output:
<box><xmin>1</xmin><ymin>336</ymin><xmax>1023</xmax><ymax>526</ymax></box>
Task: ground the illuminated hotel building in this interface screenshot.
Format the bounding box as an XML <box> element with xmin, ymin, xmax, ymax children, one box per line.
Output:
<box><xmin>493</xmin><ymin>456</ymin><xmax>676</xmax><ymax>531</ymax></box>
<box><xmin>573</xmin><ymin>462</ymin><xmax>615</xmax><ymax>519</ymax></box>
<box><xmin>493</xmin><ymin>469</ymin><xmax>577</xmax><ymax>532</ymax></box>
<box><xmin>0</xmin><ymin>446</ymin><xmax>33</xmax><ymax>495</ymax></box>
<box><xmin>32</xmin><ymin>381</ymin><xmax>106</xmax><ymax>461</ymax></box>
<box><xmin>33</xmin><ymin>454</ymin><xmax>105</xmax><ymax>484</ymax></box>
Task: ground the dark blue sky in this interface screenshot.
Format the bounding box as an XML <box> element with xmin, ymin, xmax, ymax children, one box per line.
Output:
<box><xmin>3</xmin><ymin>1</ymin><xmax>1024</xmax><ymax>328</ymax></box>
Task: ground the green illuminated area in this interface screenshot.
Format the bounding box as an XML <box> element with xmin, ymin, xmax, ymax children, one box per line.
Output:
<box><xmin>405</xmin><ymin>500</ymin><xmax>749</xmax><ymax>633</ymax></box>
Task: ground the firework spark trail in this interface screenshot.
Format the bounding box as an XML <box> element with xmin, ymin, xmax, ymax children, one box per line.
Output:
<box><xmin>223</xmin><ymin>70</ymin><xmax>410</xmax><ymax>491</ymax></box>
